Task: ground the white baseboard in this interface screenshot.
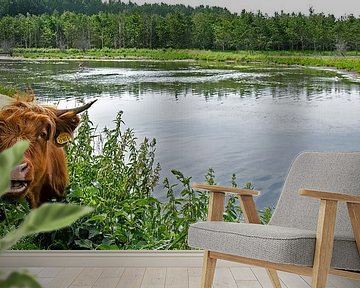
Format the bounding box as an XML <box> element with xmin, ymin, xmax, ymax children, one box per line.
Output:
<box><xmin>0</xmin><ymin>250</ymin><xmax>247</xmax><ymax>268</ymax></box>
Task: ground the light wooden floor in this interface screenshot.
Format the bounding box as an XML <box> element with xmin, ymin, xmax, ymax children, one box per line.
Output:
<box><xmin>1</xmin><ymin>252</ymin><xmax>359</xmax><ymax>288</ymax></box>
<box><xmin>2</xmin><ymin>266</ymin><xmax>360</xmax><ymax>288</ymax></box>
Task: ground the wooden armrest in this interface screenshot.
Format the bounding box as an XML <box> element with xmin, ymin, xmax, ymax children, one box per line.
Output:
<box><xmin>299</xmin><ymin>189</ymin><xmax>360</xmax><ymax>204</ymax></box>
<box><xmin>301</xmin><ymin>189</ymin><xmax>360</xmax><ymax>263</ymax></box>
<box><xmin>194</xmin><ymin>183</ymin><xmax>260</xmax><ymax>223</ymax></box>
<box><xmin>192</xmin><ymin>183</ymin><xmax>259</xmax><ymax>196</ymax></box>
<box><xmin>192</xmin><ymin>183</ymin><xmax>260</xmax><ymax>224</ymax></box>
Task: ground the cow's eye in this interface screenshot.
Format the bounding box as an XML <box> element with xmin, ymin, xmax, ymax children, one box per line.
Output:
<box><xmin>38</xmin><ymin>130</ymin><xmax>48</xmax><ymax>140</ymax></box>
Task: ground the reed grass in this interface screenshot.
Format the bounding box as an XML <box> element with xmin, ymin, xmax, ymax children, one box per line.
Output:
<box><xmin>13</xmin><ymin>48</ymin><xmax>360</xmax><ymax>73</ymax></box>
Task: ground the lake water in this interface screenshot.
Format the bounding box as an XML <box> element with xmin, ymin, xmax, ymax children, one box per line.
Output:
<box><xmin>1</xmin><ymin>59</ymin><xmax>360</xmax><ymax>209</ymax></box>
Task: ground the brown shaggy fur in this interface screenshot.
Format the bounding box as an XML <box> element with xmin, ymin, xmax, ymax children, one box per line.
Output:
<box><xmin>0</xmin><ymin>101</ymin><xmax>81</xmax><ymax>208</ymax></box>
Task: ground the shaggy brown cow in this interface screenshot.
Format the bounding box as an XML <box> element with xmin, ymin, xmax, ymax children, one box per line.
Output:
<box><xmin>0</xmin><ymin>99</ymin><xmax>96</xmax><ymax>208</ymax></box>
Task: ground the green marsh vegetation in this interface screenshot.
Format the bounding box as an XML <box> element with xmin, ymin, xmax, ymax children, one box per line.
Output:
<box><xmin>11</xmin><ymin>48</ymin><xmax>360</xmax><ymax>74</ymax></box>
<box><xmin>0</xmin><ymin>111</ymin><xmax>272</xmax><ymax>250</ymax></box>
<box><xmin>0</xmin><ymin>85</ymin><xmax>16</xmax><ymax>97</ymax></box>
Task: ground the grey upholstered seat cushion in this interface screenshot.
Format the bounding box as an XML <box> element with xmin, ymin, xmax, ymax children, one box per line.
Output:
<box><xmin>188</xmin><ymin>221</ymin><xmax>360</xmax><ymax>271</ymax></box>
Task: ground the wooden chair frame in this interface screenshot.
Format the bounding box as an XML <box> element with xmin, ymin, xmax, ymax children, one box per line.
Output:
<box><xmin>192</xmin><ymin>183</ymin><xmax>360</xmax><ymax>288</ymax></box>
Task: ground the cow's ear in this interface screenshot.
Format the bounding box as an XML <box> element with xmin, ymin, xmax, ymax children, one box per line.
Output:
<box><xmin>53</xmin><ymin>100</ymin><xmax>97</xmax><ymax>147</ymax></box>
<box><xmin>53</xmin><ymin>111</ymin><xmax>80</xmax><ymax>147</ymax></box>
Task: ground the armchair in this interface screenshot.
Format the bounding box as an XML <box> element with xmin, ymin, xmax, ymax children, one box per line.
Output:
<box><xmin>188</xmin><ymin>152</ymin><xmax>360</xmax><ymax>288</ymax></box>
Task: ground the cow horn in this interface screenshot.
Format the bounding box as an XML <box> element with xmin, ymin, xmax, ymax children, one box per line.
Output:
<box><xmin>56</xmin><ymin>99</ymin><xmax>97</xmax><ymax>116</ymax></box>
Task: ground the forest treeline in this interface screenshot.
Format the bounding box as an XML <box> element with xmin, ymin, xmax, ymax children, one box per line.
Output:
<box><xmin>0</xmin><ymin>0</ymin><xmax>359</xmax><ymax>52</ymax></box>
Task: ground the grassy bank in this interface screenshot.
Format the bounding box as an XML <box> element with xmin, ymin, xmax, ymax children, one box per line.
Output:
<box><xmin>0</xmin><ymin>85</ymin><xmax>16</xmax><ymax>97</ymax></box>
<box><xmin>11</xmin><ymin>48</ymin><xmax>360</xmax><ymax>74</ymax></box>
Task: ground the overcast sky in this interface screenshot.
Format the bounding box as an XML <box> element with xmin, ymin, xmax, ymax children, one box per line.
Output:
<box><xmin>130</xmin><ymin>0</ymin><xmax>360</xmax><ymax>17</ymax></box>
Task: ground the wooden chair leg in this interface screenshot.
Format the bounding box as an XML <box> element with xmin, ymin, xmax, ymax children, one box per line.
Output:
<box><xmin>312</xmin><ymin>200</ymin><xmax>337</xmax><ymax>288</ymax></box>
<box><xmin>347</xmin><ymin>202</ymin><xmax>360</xmax><ymax>254</ymax></box>
<box><xmin>201</xmin><ymin>251</ymin><xmax>217</xmax><ymax>288</ymax></box>
<box><xmin>266</xmin><ymin>269</ymin><xmax>282</xmax><ymax>288</ymax></box>
<box><xmin>200</xmin><ymin>191</ymin><xmax>223</xmax><ymax>288</ymax></box>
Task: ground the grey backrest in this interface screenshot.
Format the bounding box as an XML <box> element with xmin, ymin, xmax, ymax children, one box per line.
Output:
<box><xmin>269</xmin><ymin>152</ymin><xmax>360</xmax><ymax>239</ymax></box>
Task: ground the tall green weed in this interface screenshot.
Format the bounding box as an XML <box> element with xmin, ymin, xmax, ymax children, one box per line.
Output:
<box><xmin>1</xmin><ymin>111</ymin><xmax>271</xmax><ymax>250</ymax></box>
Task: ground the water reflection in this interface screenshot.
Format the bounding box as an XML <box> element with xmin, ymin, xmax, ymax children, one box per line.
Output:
<box><xmin>0</xmin><ymin>59</ymin><xmax>359</xmax><ymax>208</ymax></box>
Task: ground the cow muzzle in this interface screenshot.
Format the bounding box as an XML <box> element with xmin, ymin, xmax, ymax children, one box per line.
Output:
<box><xmin>10</xmin><ymin>162</ymin><xmax>31</xmax><ymax>194</ymax></box>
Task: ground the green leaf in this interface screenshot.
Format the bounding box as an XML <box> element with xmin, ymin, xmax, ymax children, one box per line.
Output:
<box><xmin>88</xmin><ymin>227</ymin><xmax>100</xmax><ymax>239</ymax></box>
<box><xmin>97</xmin><ymin>244</ymin><xmax>119</xmax><ymax>250</ymax></box>
<box><xmin>0</xmin><ymin>141</ymin><xmax>29</xmax><ymax>196</ymax></box>
<box><xmin>88</xmin><ymin>214</ymin><xmax>107</xmax><ymax>222</ymax></box>
<box><xmin>75</xmin><ymin>239</ymin><xmax>93</xmax><ymax>249</ymax></box>
<box><xmin>0</xmin><ymin>204</ymin><xmax>93</xmax><ymax>250</ymax></box>
<box><xmin>0</xmin><ymin>271</ymin><xmax>41</xmax><ymax>288</ymax></box>
<box><xmin>21</xmin><ymin>204</ymin><xmax>93</xmax><ymax>234</ymax></box>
